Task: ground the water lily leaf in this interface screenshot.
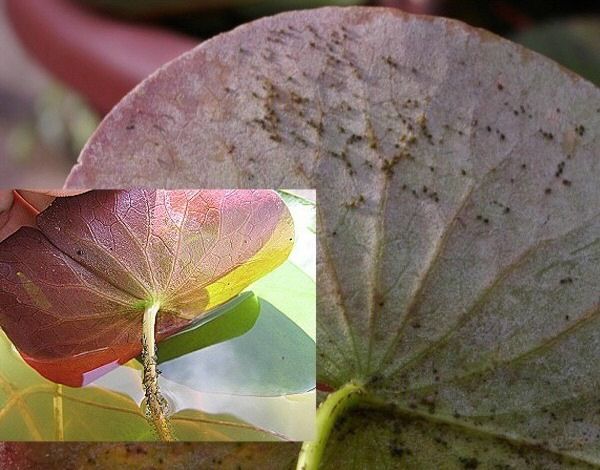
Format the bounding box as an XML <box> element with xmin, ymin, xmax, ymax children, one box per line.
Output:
<box><xmin>152</xmin><ymin>291</ymin><xmax>262</xmax><ymax>364</ymax></box>
<box><xmin>157</xmin><ymin>297</ymin><xmax>315</xmax><ymax>395</ymax></box>
<box><xmin>0</xmin><ymin>328</ymin><xmax>291</xmax><ymax>442</ymax></box>
<box><xmin>252</xmin><ymin>261</ymin><xmax>316</xmax><ymax>341</ymax></box>
<box><xmin>0</xmin><ymin>190</ymin><xmax>293</xmax><ymax>386</ymax></box>
<box><xmin>65</xmin><ymin>5</ymin><xmax>599</xmax><ymax>469</ymax></box>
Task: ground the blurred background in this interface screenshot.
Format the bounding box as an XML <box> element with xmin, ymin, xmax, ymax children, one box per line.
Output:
<box><xmin>0</xmin><ymin>0</ymin><xmax>598</xmax><ymax>187</ymax></box>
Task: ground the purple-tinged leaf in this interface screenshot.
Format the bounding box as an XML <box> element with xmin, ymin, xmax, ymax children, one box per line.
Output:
<box><xmin>63</xmin><ymin>5</ymin><xmax>599</xmax><ymax>469</ymax></box>
<box><xmin>0</xmin><ymin>190</ymin><xmax>293</xmax><ymax>386</ymax></box>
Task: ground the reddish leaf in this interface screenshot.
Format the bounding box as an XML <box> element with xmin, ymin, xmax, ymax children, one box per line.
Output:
<box><xmin>0</xmin><ymin>190</ymin><xmax>293</xmax><ymax>386</ymax></box>
<box><xmin>63</xmin><ymin>5</ymin><xmax>599</xmax><ymax>467</ymax></box>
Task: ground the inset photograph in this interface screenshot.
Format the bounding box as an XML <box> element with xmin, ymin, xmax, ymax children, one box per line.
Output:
<box><xmin>0</xmin><ymin>189</ymin><xmax>315</xmax><ymax>441</ymax></box>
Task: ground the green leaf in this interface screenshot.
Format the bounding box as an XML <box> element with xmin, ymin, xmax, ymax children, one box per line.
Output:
<box><xmin>0</xmin><ymin>327</ymin><xmax>310</xmax><ymax>441</ymax></box>
<box><xmin>157</xmin><ymin>296</ymin><xmax>315</xmax><ymax>396</ymax></box>
<box><xmin>252</xmin><ymin>262</ymin><xmax>316</xmax><ymax>341</ymax></box>
<box><xmin>152</xmin><ymin>292</ymin><xmax>261</xmax><ymax>364</ymax></box>
<box><xmin>65</xmin><ymin>5</ymin><xmax>600</xmax><ymax>469</ymax></box>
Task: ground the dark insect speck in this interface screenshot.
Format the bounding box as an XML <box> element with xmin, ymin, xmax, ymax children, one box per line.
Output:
<box><xmin>389</xmin><ymin>445</ymin><xmax>405</xmax><ymax>458</ymax></box>
<box><xmin>459</xmin><ymin>457</ymin><xmax>480</xmax><ymax>469</ymax></box>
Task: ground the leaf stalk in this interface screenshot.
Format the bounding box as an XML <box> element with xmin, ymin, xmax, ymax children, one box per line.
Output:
<box><xmin>53</xmin><ymin>383</ymin><xmax>64</xmax><ymax>441</ymax></box>
<box><xmin>142</xmin><ymin>301</ymin><xmax>175</xmax><ymax>441</ymax></box>
<box><xmin>297</xmin><ymin>381</ymin><xmax>364</xmax><ymax>470</ymax></box>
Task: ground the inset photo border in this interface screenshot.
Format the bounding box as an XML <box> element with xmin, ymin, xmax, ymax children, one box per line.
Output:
<box><xmin>0</xmin><ymin>189</ymin><xmax>316</xmax><ymax>441</ymax></box>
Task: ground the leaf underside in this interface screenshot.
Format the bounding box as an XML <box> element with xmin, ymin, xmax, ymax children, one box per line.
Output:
<box><xmin>64</xmin><ymin>6</ymin><xmax>600</xmax><ymax>469</ymax></box>
<box><xmin>0</xmin><ymin>190</ymin><xmax>293</xmax><ymax>386</ymax></box>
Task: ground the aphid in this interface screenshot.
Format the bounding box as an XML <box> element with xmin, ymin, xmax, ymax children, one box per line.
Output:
<box><xmin>384</xmin><ymin>56</ymin><xmax>398</xmax><ymax>68</ymax></box>
<box><xmin>345</xmin><ymin>195</ymin><xmax>365</xmax><ymax>209</ymax></box>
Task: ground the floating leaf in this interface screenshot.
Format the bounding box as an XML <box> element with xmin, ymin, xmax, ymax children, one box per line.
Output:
<box><xmin>0</xmin><ymin>190</ymin><xmax>293</xmax><ymax>387</ymax></box>
<box><xmin>156</xmin><ymin>296</ymin><xmax>315</xmax><ymax>396</ymax></box>
<box><xmin>0</xmin><ymin>278</ymin><xmax>315</xmax><ymax>441</ymax></box>
<box><xmin>0</xmin><ymin>326</ymin><xmax>300</xmax><ymax>442</ymax></box>
<box><xmin>151</xmin><ymin>291</ymin><xmax>262</xmax><ymax>364</ymax></box>
<box><xmin>64</xmin><ymin>5</ymin><xmax>600</xmax><ymax>469</ymax></box>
